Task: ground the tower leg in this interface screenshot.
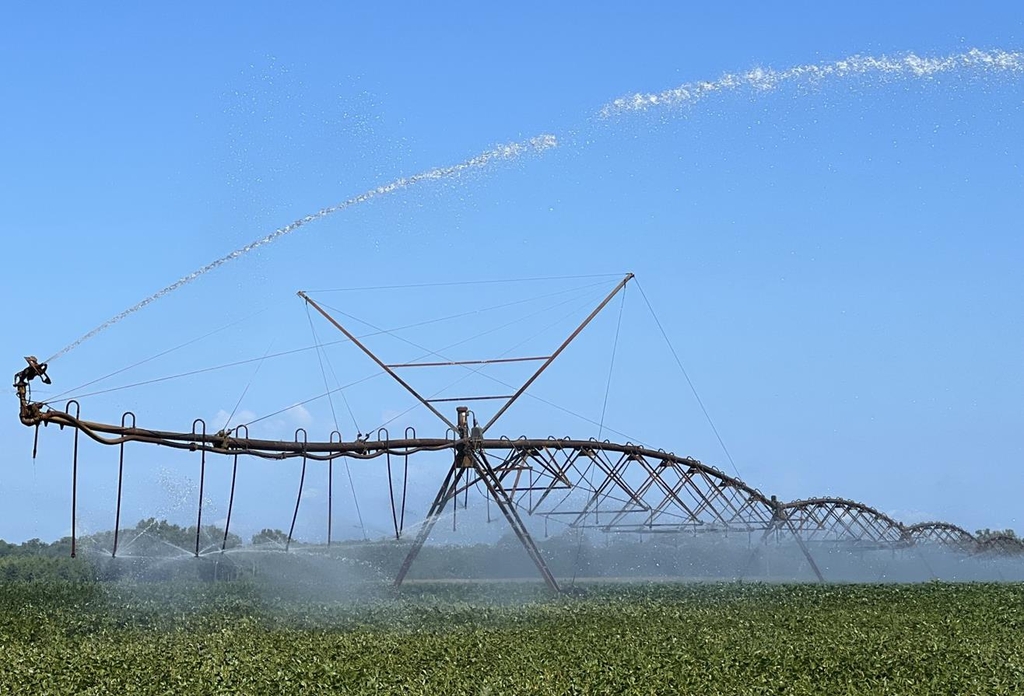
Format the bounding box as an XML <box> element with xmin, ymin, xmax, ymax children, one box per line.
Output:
<box><xmin>393</xmin><ymin>461</ymin><xmax>464</xmax><ymax>588</ymax></box>
<box><xmin>473</xmin><ymin>451</ymin><xmax>560</xmax><ymax>593</ymax></box>
<box><xmin>393</xmin><ymin>451</ymin><xmax>562</xmax><ymax>593</ymax></box>
<box><xmin>785</xmin><ymin>520</ymin><xmax>825</xmax><ymax>582</ymax></box>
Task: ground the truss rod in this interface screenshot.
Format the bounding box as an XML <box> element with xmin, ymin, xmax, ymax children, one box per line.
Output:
<box><xmin>298</xmin><ymin>291</ymin><xmax>456</xmax><ymax>430</ymax></box>
<box><xmin>481</xmin><ymin>273</ymin><xmax>634</xmax><ymax>434</ymax></box>
<box><xmin>425</xmin><ymin>395</ymin><xmax>513</xmax><ymax>403</ymax></box>
<box><xmin>387</xmin><ymin>356</ymin><xmax>549</xmax><ymax>368</ymax></box>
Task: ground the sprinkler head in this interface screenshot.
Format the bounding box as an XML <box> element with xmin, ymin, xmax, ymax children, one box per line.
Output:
<box><xmin>15</xmin><ymin>355</ymin><xmax>50</xmax><ymax>388</ymax></box>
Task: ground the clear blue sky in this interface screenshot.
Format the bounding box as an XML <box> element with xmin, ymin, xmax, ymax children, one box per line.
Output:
<box><xmin>2</xmin><ymin>3</ymin><xmax>1022</xmax><ymax>544</ymax></box>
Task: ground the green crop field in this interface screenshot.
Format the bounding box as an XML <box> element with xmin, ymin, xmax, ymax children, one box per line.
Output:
<box><xmin>3</xmin><ymin>578</ymin><xmax>1023</xmax><ymax>695</ymax></box>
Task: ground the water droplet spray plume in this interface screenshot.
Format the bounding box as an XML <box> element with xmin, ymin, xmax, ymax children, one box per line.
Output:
<box><xmin>598</xmin><ymin>48</ymin><xmax>1024</xmax><ymax>117</ymax></box>
<box><xmin>46</xmin><ymin>134</ymin><xmax>559</xmax><ymax>363</ymax></box>
<box><xmin>46</xmin><ymin>47</ymin><xmax>1024</xmax><ymax>363</ymax></box>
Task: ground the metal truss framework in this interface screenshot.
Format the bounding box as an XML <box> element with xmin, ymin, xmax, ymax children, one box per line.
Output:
<box><xmin>905</xmin><ymin>522</ymin><xmax>978</xmax><ymax>552</ymax></box>
<box><xmin>15</xmin><ymin>397</ymin><xmax>1019</xmax><ymax>589</ymax></box>
<box><xmin>12</xmin><ymin>274</ymin><xmax>1021</xmax><ymax>590</ymax></box>
<box><xmin>773</xmin><ymin>498</ymin><xmax>909</xmax><ymax>548</ymax></box>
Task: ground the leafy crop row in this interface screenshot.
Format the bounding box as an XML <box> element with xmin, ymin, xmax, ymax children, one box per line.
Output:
<box><xmin>2</xmin><ymin>580</ymin><xmax>1022</xmax><ymax>694</ymax></box>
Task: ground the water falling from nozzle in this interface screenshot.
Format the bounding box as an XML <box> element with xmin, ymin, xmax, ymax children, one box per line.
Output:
<box><xmin>599</xmin><ymin>48</ymin><xmax>1024</xmax><ymax>118</ymax></box>
<box><xmin>46</xmin><ymin>134</ymin><xmax>559</xmax><ymax>363</ymax></box>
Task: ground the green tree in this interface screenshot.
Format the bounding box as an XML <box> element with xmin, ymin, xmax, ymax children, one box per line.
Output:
<box><xmin>975</xmin><ymin>528</ymin><xmax>1018</xmax><ymax>542</ymax></box>
<box><xmin>251</xmin><ymin>529</ymin><xmax>290</xmax><ymax>547</ymax></box>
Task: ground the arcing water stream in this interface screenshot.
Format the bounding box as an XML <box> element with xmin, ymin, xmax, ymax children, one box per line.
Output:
<box><xmin>47</xmin><ymin>48</ymin><xmax>1024</xmax><ymax>364</ymax></box>
<box><xmin>45</xmin><ymin>134</ymin><xmax>558</xmax><ymax>363</ymax></box>
<box><xmin>598</xmin><ymin>48</ymin><xmax>1024</xmax><ymax>118</ymax></box>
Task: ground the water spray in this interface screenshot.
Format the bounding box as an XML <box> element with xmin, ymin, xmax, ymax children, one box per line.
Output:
<box><xmin>45</xmin><ymin>47</ymin><xmax>1024</xmax><ymax>362</ymax></box>
<box><xmin>599</xmin><ymin>48</ymin><xmax>1024</xmax><ymax>117</ymax></box>
<box><xmin>46</xmin><ymin>134</ymin><xmax>559</xmax><ymax>363</ymax></box>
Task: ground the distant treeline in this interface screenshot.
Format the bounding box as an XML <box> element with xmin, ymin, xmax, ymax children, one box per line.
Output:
<box><xmin>0</xmin><ymin>518</ymin><xmax>815</xmax><ymax>583</ymax></box>
<box><xmin>1</xmin><ymin>519</ymin><xmax>1020</xmax><ymax>584</ymax></box>
<box><xmin>4</xmin><ymin>518</ymin><xmax>1016</xmax><ymax>559</ymax></box>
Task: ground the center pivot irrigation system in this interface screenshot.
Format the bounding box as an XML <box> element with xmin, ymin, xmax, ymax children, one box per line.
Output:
<box><xmin>13</xmin><ymin>274</ymin><xmax>1021</xmax><ymax>591</ymax></box>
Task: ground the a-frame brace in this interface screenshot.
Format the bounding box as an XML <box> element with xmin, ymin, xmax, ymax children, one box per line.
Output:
<box><xmin>393</xmin><ymin>408</ymin><xmax>560</xmax><ymax>591</ymax></box>
<box><xmin>299</xmin><ymin>274</ymin><xmax>633</xmax><ymax>592</ymax></box>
